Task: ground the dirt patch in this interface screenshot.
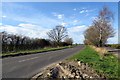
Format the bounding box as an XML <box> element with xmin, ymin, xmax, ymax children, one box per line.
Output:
<box><xmin>31</xmin><ymin>60</ymin><xmax>106</xmax><ymax>80</ymax></box>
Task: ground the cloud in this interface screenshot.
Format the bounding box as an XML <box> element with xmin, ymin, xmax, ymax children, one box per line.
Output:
<box><xmin>10</xmin><ymin>14</ymin><xmax>60</xmax><ymax>28</ymax></box>
<box><xmin>58</xmin><ymin>14</ymin><xmax>64</xmax><ymax>19</ymax></box>
<box><xmin>0</xmin><ymin>25</ymin><xmax>18</xmax><ymax>34</ymax></box>
<box><xmin>108</xmin><ymin>36</ymin><xmax>118</xmax><ymax>44</ymax></box>
<box><xmin>82</xmin><ymin>8</ymin><xmax>86</xmax><ymax>10</ymax></box>
<box><xmin>72</xmin><ymin>20</ymin><xmax>81</xmax><ymax>26</ymax></box>
<box><xmin>73</xmin><ymin>8</ymin><xmax>77</xmax><ymax>11</ymax></box>
<box><xmin>53</xmin><ymin>12</ymin><xmax>64</xmax><ymax>19</ymax></box>
<box><xmin>68</xmin><ymin>25</ymin><xmax>88</xmax><ymax>44</ymax></box>
<box><xmin>18</xmin><ymin>23</ymin><xmax>37</xmax><ymax>29</ymax></box>
<box><xmin>73</xmin><ymin>20</ymin><xmax>80</xmax><ymax>23</ymax></box>
<box><xmin>79</xmin><ymin>10</ymin><xmax>85</xmax><ymax>14</ymax></box>
<box><xmin>3</xmin><ymin>6</ymin><xmax>60</xmax><ymax>28</ymax></box>
<box><xmin>0</xmin><ymin>23</ymin><xmax>50</xmax><ymax>39</ymax></box>
<box><xmin>0</xmin><ymin>15</ymin><xmax>7</xmax><ymax>18</ymax></box>
<box><xmin>79</xmin><ymin>9</ymin><xmax>95</xmax><ymax>14</ymax></box>
<box><xmin>68</xmin><ymin>25</ymin><xmax>87</xmax><ymax>33</ymax></box>
<box><xmin>107</xmin><ymin>30</ymin><xmax>118</xmax><ymax>44</ymax></box>
<box><xmin>2</xmin><ymin>15</ymin><xmax>6</xmax><ymax>18</ymax></box>
<box><xmin>80</xmin><ymin>10</ymin><xmax>89</xmax><ymax>14</ymax></box>
<box><xmin>61</xmin><ymin>22</ymin><xmax>68</xmax><ymax>26</ymax></box>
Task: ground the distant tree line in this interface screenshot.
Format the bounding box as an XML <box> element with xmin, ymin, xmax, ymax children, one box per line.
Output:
<box><xmin>105</xmin><ymin>44</ymin><xmax>120</xmax><ymax>49</ymax></box>
<box><xmin>84</xmin><ymin>6</ymin><xmax>115</xmax><ymax>47</ymax></box>
<box><xmin>1</xmin><ymin>31</ymin><xmax>50</xmax><ymax>53</ymax></box>
<box><xmin>1</xmin><ymin>25</ymin><xmax>73</xmax><ymax>53</ymax></box>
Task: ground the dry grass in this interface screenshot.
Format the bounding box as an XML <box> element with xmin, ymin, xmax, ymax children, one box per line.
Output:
<box><xmin>90</xmin><ymin>45</ymin><xmax>107</xmax><ymax>57</ymax></box>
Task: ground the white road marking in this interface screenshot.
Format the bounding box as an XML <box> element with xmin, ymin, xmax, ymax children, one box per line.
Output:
<box><xmin>18</xmin><ymin>57</ymin><xmax>39</xmax><ymax>62</ymax></box>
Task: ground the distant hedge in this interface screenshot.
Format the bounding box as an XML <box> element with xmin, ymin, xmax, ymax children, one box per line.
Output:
<box><xmin>105</xmin><ymin>44</ymin><xmax>120</xmax><ymax>49</ymax></box>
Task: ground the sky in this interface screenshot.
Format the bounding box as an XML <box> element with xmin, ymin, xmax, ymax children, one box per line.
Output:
<box><xmin>0</xmin><ymin>2</ymin><xmax>118</xmax><ymax>44</ymax></box>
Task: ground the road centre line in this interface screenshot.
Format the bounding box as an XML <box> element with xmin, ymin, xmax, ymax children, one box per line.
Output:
<box><xmin>18</xmin><ymin>57</ymin><xmax>39</xmax><ymax>62</ymax></box>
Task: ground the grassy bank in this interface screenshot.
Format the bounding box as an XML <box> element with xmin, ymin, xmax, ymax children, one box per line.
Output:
<box><xmin>1</xmin><ymin>46</ymin><xmax>74</xmax><ymax>58</ymax></box>
<box><xmin>69</xmin><ymin>46</ymin><xmax>119</xmax><ymax>78</ymax></box>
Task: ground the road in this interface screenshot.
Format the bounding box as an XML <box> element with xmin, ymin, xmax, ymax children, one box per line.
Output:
<box><xmin>105</xmin><ymin>47</ymin><xmax>120</xmax><ymax>54</ymax></box>
<box><xmin>105</xmin><ymin>47</ymin><xmax>120</xmax><ymax>59</ymax></box>
<box><xmin>2</xmin><ymin>45</ymin><xmax>84</xmax><ymax>79</ymax></box>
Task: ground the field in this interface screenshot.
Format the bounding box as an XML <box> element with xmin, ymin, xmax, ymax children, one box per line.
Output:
<box><xmin>69</xmin><ymin>46</ymin><xmax>119</xmax><ymax>78</ymax></box>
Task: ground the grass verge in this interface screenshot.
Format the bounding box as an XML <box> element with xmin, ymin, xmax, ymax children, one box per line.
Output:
<box><xmin>1</xmin><ymin>46</ymin><xmax>74</xmax><ymax>58</ymax></box>
<box><xmin>69</xmin><ymin>46</ymin><xmax>119</xmax><ymax>78</ymax></box>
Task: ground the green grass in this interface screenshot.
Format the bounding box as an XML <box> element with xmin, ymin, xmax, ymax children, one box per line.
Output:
<box><xmin>1</xmin><ymin>46</ymin><xmax>73</xmax><ymax>57</ymax></box>
<box><xmin>69</xmin><ymin>46</ymin><xmax>119</xmax><ymax>78</ymax></box>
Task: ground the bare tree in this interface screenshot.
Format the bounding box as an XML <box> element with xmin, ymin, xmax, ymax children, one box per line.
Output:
<box><xmin>47</xmin><ymin>25</ymin><xmax>68</xmax><ymax>45</ymax></box>
<box><xmin>84</xmin><ymin>26</ymin><xmax>100</xmax><ymax>46</ymax></box>
<box><xmin>84</xmin><ymin>6</ymin><xmax>115</xmax><ymax>47</ymax></box>
<box><xmin>64</xmin><ymin>37</ymin><xmax>73</xmax><ymax>45</ymax></box>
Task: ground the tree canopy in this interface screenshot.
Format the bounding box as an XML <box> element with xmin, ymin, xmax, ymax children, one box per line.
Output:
<box><xmin>84</xmin><ymin>6</ymin><xmax>115</xmax><ymax>47</ymax></box>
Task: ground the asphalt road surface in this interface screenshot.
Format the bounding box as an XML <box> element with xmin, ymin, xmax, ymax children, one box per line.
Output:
<box><xmin>105</xmin><ymin>47</ymin><xmax>120</xmax><ymax>54</ymax></box>
<box><xmin>2</xmin><ymin>45</ymin><xmax>84</xmax><ymax>79</ymax></box>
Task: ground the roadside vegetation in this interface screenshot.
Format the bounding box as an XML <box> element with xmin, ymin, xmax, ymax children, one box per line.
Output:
<box><xmin>69</xmin><ymin>46</ymin><xmax>119</xmax><ymax>78</ymax></box>
<box><xmin>2</xmin><ymin>45</ymin><xmax>75</xmax><ymax>57</ymax></box>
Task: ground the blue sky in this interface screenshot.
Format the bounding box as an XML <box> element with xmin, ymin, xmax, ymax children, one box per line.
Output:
<box><xmin>0</xmin><ymin>2</ymin><xmax>118</xmax><ymax>44</ymax></box>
